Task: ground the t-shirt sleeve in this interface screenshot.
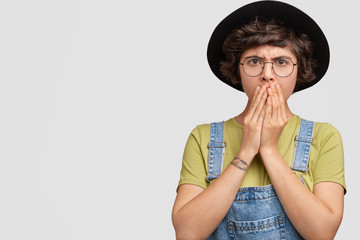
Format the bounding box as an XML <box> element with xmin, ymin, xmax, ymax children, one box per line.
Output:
<box><xmin>313</xmin><ymin>123</ymin><xmax>346</xmax><ymax>193</ymax></box>
<box><xmin>177</xmin><ymin>126</ymin><xmax>209</xmax><ymax>191</ymax></box>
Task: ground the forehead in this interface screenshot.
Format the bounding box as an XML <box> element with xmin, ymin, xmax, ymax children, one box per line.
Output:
<box><xmin>241</xmin><ymin>45</ymin><xmax>296</xmax><ymax>60</ymax></box>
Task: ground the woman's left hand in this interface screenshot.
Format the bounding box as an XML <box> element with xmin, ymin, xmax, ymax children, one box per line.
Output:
<box><xmin>260</xmin><ymin>83</ymin><xmax>289</xmax><ymax>153</ymax></box>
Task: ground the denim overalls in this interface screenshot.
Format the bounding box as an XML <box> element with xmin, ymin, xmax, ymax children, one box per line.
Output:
<box><xmin>206</xmin><ymin>119</ymin><xmax>314</xmax><ymax>239</ymax></box>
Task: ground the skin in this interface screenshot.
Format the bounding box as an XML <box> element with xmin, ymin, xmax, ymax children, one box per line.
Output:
<box><xmin>236</xmin><ymin>45</ymin><xmax>297</xmax><ymax>161</ymax></box>
<box><xmin>172</xmin><ymin>45</ymin><xmax>344</xmax><ymax>240</ymax></box>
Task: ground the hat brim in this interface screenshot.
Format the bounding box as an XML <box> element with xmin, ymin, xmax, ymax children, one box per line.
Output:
<box><xmin>207</xmin><ymin>0</ymin><xmax>330</xmax><ymax>93</ymax></box>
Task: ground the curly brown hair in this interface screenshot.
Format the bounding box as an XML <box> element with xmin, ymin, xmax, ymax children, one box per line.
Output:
<box><xmin>220</xmin><ymin>18</ymin><xmax>317</xmax><ymax>89</ymax></box>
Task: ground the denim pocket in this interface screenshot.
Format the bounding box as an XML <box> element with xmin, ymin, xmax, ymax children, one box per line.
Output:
<box><xmin>228</xmin><ymin>214</ymin><xmax>286</xmax><ymax>240</ymax></box>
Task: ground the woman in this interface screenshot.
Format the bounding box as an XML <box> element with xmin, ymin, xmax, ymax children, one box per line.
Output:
<box><xmin>172</xmin><ymin>1</ymin><xmax>346</xmax><ymax>240</ymax></box>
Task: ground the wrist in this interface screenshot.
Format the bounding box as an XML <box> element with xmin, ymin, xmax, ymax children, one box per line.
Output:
<box><xmin>259</xmin><ymin>145</ymin><xmax>279</xmax><ymax>157</ymax></box>
<box><xmin>236</xmin><ymin>150</ymin><xmax>256</xmax><ymax>164</ymax></box>
<box><xmin>231</xmin><ymin>157</ymin><xmax>249</xmax><ymax>172</ymax></box>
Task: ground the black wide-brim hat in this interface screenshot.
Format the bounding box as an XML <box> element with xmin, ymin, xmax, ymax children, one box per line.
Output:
<box><xmin>207</xmin><ymin>0</ymin><xmax>330</xmax><ymax>93</ymax></box>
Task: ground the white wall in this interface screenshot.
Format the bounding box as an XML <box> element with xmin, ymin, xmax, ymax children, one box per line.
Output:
<box><xmin>0</xmin><ymin>0</ymin><xmax>358</xmax><ymax>239</ymax></box>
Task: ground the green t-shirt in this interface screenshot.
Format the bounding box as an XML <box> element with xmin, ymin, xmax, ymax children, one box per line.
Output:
<box><xmin>178</xmin><ymin>115</ymin><xmax>346</xmax><ymax>193</ymax></box>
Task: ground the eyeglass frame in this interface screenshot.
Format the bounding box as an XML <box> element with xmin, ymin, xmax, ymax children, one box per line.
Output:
<box><xmin>239</xmin><ymin>57</ymin><xmax>297</xmax><ymax>78</ymax></box>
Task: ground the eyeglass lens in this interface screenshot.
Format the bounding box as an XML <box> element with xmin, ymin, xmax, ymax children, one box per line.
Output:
<box><xmin>242</xmin><ymin>57</ymin><xmax>295</xmax><ymax>77</ymax></box>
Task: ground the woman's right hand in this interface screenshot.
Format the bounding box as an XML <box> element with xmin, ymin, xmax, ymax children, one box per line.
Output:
<box><xmin>173</xmin><ymin>87</ymin><xmax>268</xmax><ymax>240</ymax></box>
<box><xmin>237</xmin><ymin>85</ymin><xmax>268</xmax><ymax>161</ymax></box>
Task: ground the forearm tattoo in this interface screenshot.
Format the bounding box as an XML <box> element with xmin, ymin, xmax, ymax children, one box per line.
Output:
<box><xmin>231</xmin><ymin>157</ymin><xmax>249</xmax><ymax>172</ymax></box>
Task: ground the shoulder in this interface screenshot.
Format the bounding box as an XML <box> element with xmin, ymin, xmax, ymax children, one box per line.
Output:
<box><xmin>290</xmin><ymin>116</ymin><xmax>343</xmax><ymax>149</ymax></box>
<box><xmin>188</xmin><ymin>118</ymin><xmax>236</xmax><ymax>143</ymax></box>
<box><xmin>189</xmin><ymin>123</ymin><xmax>210</xmax><ymax>141</ymax></box>
<box><xmin>293</xmin><ymin>116</ymin><xmax>341</xmax><ymax>140</ymax></box>
<box><xmin>314</xmin><ymin>121</ymin><xmax>340</xmax><ymax>133</ymax></box>
<box><xmin>313</xmin><ymin>121</ymin><xmax>343</xmax><ymax>146</ymax></box>
<box><xmin>190</xmin><ymin>118</ymin><xmax>236</xmax><ymax>136</ymax></box>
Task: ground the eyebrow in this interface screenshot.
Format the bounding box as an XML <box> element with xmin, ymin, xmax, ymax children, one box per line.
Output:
<box><xmin>243</xmin><ymin>55</ymin><xmax>294</xmax><ymax>60</ymax></box>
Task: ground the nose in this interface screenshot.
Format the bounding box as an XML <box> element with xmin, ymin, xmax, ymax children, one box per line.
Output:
<box><xmin>261</xmin><ymin>62</ymin><xmax>274</xmax><ymax>83</ymax></box>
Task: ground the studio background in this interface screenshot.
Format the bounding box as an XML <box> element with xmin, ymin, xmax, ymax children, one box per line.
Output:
<box><xmin>0</xmin><ymin>0</ymin><xmax>358</xmax><ymax>239</ymax></box>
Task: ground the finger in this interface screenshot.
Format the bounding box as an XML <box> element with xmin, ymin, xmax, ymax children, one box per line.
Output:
<box><xmin>272</xmin><ymin>84</ymin><xmax>280</xmax><ymax>104</ymax></box>
<box><xmin>253</xmin><ymin>89</ymin><xmax>268</xmax><ymax>121</ymax></box>
<box><xmin>252</xmin><ymin>86</ymin><xmax>262</xmax><ymax>103</ymax></box>
<box><xmin>247</xmin><ymin>86</ymin><xmax>260</xmax><ymax>116</ymax></box>
<box><xmin>266</xmin><ymin>86</ymin><xmax>274</xmax><ymax>118</ymax></box>
<box><xmin>248</xmin><ymin>85</ymin><xmax>267</xmax><ymax>118</ymax></box>
<box><xmin>265</xmin><ymin>95</ymin><xmax>272</xmax><ymax>122</ymax></box>
<box><xmin>259</xmin><ymin>102</ymin><xmax>268</xmax><ymax>121</ymax></box>
<box><xmin>272</xmin><ymin>84</ymin><xmax>281</xmax><ymax>120</ymax></box>
<box><xmin>276</xmin><ymin>84</ymin><xmax>288</xmax><ymax>120</ymax></box>
<box><xmin>257</xmin><ymin>104</ymin><xmax>266</xmax><ymax>125</ymax></box>
<box><xmin>269</xmin><ymin>84</ymin><xmax>280</xmax><ymax>120</ymax></box>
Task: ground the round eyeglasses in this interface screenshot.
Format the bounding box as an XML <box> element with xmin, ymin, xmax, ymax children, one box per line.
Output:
<box><xmin>239</xmin><ymin>57</ymin><xmax>297</xmax><ymax>78</ymax></box>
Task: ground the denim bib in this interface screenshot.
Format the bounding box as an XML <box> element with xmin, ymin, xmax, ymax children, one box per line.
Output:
<box><xmin>206</xmin><ymin>119</ymin><xmax>314</xmax><ymax>239</ymax></box>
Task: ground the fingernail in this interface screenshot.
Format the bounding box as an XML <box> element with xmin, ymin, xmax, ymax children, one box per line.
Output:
<box><xmin>276</xmin><ymin>84</ymin><xmax>280</xmax><ymax>88</ymax></box>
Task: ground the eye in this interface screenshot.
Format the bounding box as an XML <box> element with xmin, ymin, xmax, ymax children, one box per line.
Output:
<box><xmin>246</xmin><ymin>58</ymin><xmax>262</xmax><ymax>65</ymax></box>
<box><xmin>275</xmin><ymin>58</ymin><xmax>290</xmax><ymax>66</ymax></box>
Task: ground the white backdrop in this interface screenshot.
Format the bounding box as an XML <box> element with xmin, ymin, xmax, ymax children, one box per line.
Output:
<box><xmin>0</xmin><ymin>0</ymin><xmax>358</xmax><ymax>239</ymax></box>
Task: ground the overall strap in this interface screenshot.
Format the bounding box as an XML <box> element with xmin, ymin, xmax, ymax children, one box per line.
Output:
<box><xmin>206</xmin><ymin>121</ymin><xmax>226</xmax><ymax>181</ymax></box>
<box><xmin>291</xmin><ymin>119</ymin><xmax>314</xmax><ymax>172</ymax></box>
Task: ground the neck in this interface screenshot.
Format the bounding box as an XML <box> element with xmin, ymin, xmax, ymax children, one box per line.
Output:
<box><xmin>235</xmin><ymin>99</ymin><xmax>294</xmax><ymax>125</ymax></box>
